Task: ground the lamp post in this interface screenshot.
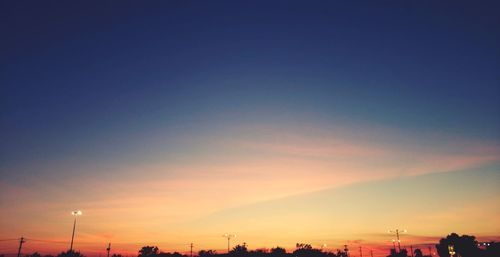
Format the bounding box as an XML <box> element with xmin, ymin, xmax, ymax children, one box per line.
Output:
<box><xmin>388</xmin><ymin>229</ymin><xmax>406</xmax><ymax>252</ymax></box>
<box><xmin>448</xmin><ymin>245</ymin><xmax>455</xmax><ymax>257</ymax></box>
<box><xmin>106</xmin><ymin>243</ymin><xmax>111</xmax><ymax>257</ymax></box>
<box><xmin>70</xmin><ymin>210</ymin><xmax>82</xmax><ymax>251</ymax></box>
<box><xmin>222</xmin><ymin>234</ymin><xmax>236</xmax><ymax>253</ymax></box>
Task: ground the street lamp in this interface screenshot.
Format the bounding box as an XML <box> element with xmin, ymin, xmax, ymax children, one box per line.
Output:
<box><xmin>222</xmin><ymin>234</ymin><xmax>236</xmax><ymax>253</ymax></box>
<box><xmin>448</xmin><ymin>245</ymin><xmax>455</xmax><ymax>257</ymax></box>
<box><xmin>70</xmin><ymin>210</ymin><xmax>82</xmax><ymax>251</ymax></box>
<box><xmin>388</xmin><ymin>229</ymin><xmax>406</xmax><ymax>253</ymax></box>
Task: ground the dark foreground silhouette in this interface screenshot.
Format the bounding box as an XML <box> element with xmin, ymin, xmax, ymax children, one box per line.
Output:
<box><xmin>7</xmin><ymin>233</ymin><xmax>499</xmax><ymax>257</ymax></box>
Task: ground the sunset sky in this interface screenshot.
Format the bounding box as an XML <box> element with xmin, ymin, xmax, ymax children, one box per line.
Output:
<box><xmin>1</xmin><ymin>1</ymin><xmax>499</xmax><ymax>257</ymax></box>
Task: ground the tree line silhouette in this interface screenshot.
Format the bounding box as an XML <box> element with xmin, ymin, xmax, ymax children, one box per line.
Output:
<box><xmin>5</xmin><ymin>233</ymin><xmax>498</xmax><ymax>257</ymax></box>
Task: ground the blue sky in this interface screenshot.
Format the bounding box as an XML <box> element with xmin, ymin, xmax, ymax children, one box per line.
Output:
<box><xmin>2</xmin><ymin>1</ymin><xmax>499</xmax><ymax>167</ymax></box>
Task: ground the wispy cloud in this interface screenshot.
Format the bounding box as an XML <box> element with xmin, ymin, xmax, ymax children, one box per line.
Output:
<box><xmin>1</xmin><ymin>122</ymin><xmax>499</xmax><ymax>255</ymax></box>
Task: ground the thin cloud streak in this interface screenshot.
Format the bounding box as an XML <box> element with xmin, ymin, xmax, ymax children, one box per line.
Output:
<box><xmin>1</xmin><ymin>123</ymin><xmax>499</xmax><ymax>254</ymax></box>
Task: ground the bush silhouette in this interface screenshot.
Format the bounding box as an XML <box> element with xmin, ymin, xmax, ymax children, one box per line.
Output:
<box><xmin>436</xmin><ymin>233</ymin><xmax>480</xmax><ymax>257</ymax></box>
<box><xmin>56</xmin><ymin>250</ymin><xmax>84</xmax><ymax>257</ymax></box>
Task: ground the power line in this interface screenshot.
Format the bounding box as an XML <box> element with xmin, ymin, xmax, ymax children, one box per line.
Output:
<box><xmin>25</xmin><ymin>239</ymin><xmax>67</xmax><ymax>244</ymax></box>
<box><xmin>0</xmin><ymin>247</ymin><xmax>17</xmax><ymax>251</ymax></box>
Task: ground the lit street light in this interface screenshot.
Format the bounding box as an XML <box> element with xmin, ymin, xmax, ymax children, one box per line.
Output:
<box><xmin>388</xmin><ymin>229</ymin><xmax>406</xmax><ymax>253</ymax></box>
<box><xmin>448</xmin><ymin>245</ymin><xmax>455</xmax><ymax>257</ymax></box>
<box><xmin>70</xmin><ymin>210</ymin><xmax>82</xmax><ymax>251</ymax></box>
<box><xmin>222</xmin><ymin>234</ymin><xmax>237</xmax><ymax>253</ymax></box>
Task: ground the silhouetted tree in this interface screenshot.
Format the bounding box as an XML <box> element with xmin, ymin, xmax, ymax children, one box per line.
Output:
<box><xmin>324</xmin><ymin>252</ymin><xmax>338</xmax><ymax>257</ymax></box>
<box><xmin>413</xmin><ymin>249</ymin><xmax>423</xmax><ymax>257</ymax></box>
<box><xmin>436</xmin><ymin>233</ymin><xmax>480</xmax><ymax>257</ymax></box>
<box><xmin>270</xmin><ymin>247</ymin><xmax>286</xmax><ymax>255</ymax></box>
<box><xmin>198</xmin><ymin>250</ymin><xmax>216</xmax><ymax>257</ymax></box>
<box><xmin>139</xmin><ymin>246</ymin><xmax>159</xmax><ymax>257</ymax></box>
<box><xmin>156</xmin><ymin>252</ymin><xmax>187</xmax><ymax>257</ymax></box>
<box><xmin>250</xmin><ymin>249</ymin><xmax>268</xmax><ymax>257</ymax></box>
<box><xmin>230</xmin><ymin>244</ymin><xmax>248</xmax><ymax>256</ymax></box>
<box><xmin>56</xmin><ymin>250</ymin><xmax>85</xmax><ymax>257</ymax></box>
<box><xmin>484</xmin><ymin>242</ymin><xmax>499</xmax><ymax>257</ymax></box>
<box><xmin>334</xmin><ymin>249</ymin><xmax>347</xmax><ymax>257</ymax></box>
<box><xmin>293</xmin><ymin>244</ymin><xmax>322</xmax><ymax>257</ymax></box>
<box><xmin>295</xmin><ymin>244</ymin><xmax>312</xmax><ymax>250</ymax></box>
<box><xmin>111</xmin><ymin>254</ymin><xmax>123</xmax><ymax>257</ymax></box>
<box><xmin>171</xmin><ymin>252</ymin><xmax>185</xmax><ymax>257</ymax></box>
<box><xmin>386</xmin><ymin>249</ymin><xmax>407</xmax><ymax>257</ymax></box>
<box><xmin>25</xmin><ymin>252</ymin><xmax>42</xmax><ymax>257</ymax></box>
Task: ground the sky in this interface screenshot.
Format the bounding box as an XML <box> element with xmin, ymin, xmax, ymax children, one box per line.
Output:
<box><xmin>1</xmin><ymin>1</ymin><xmax>499</xmax><ymax>257</ymax></box>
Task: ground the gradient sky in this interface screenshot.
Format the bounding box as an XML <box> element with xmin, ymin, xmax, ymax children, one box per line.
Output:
<box><xmin>1</xmin><ymin>1</ymin><xmax>499</xmax><ymax>257</ymax></box>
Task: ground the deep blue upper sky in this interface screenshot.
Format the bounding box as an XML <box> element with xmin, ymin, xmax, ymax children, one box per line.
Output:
<box><xmin>1</xmin><ymin>1</ymin><xmax>499</xmax><ymax>170</ymax></box>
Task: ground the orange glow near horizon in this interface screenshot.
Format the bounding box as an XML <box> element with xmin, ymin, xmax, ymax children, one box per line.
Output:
<box><xmin>1</xmin><ymin>123</ymin><xmax>499</xmax><ymax>257</ymax></box>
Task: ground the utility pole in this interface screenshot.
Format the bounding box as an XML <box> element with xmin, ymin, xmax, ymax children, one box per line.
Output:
<box><xmin>410</xmin><ymin>245</ymin><xmax>413</xmax><ymax>257</ymax></box>
<box><xmin>106</xmin><ymin>243</ymin><xmax>111</xmax><ymax>257</ymax></box>
<box><xmin>190</xmin><ymin>243</ymin><xmax>193</xmax><ymax>257</ymax></box>
<box><xmin>428</xmin><ymin>246</ymin><xmax>432</xmax><ymax>256</ymax></box>
<box><xmin>370</xmin><ymin>250</ymin><xmax>373</xmax><ymax>257</ymax></box>
<box><xmin>359</xmin><ymin>246</ymin><xmax>362</xmax><ymax>257</ymax></box>
<box><xmin>17</xmin><ymin>237</ymin><xmax>25</xmax><ymax>257</ymax></box>
<box><xmin>344</xmin><ymin>245</ymin><xmax>349</xmax><ymax>257</ymax></box>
